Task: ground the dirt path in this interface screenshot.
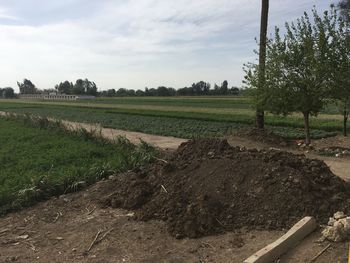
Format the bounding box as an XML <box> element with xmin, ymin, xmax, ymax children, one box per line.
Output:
<box><xmin>62</xmin><ymin>120</ymin><xmax>186</xmax><ymax>150</ymax></box>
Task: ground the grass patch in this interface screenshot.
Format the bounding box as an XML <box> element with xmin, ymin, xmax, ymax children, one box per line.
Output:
<box><xmin>0</xmin><ymin>114</ymin><xmax>158</xmax><ymax>215</ymax></box>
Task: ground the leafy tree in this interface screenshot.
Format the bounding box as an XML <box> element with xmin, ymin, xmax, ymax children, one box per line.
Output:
<box><xmin>245</xmin><ymin>9</ymin><xmax>332</xmax><ymax>145</ymax></box>
<box><xmin>136</xmin><ymin>89</ymin><xmax>145</xmax><ymax>96</ymax></box>
<box><xmin>339</xmin><ymin>0</ymin><xmax>350</xmax><ymax>16</ymax></box>
<box><xmin>55</xmin><ymin>81</ymin><xmax>73</xmax><ymax>94</ymax></box>
<box><xmin>116</xmin><ymin>88</ymin><xmax>128</xmax><ymax>96</ymax></box>
<box><xmin>127</xmin><ymin>89</ymin><xmax>136</xmax><ymax>96</ymax></box>
<box><xmin>264</xmin><ymin>10</ymin><xmax>331</xmax><ymax>145</ymax></box>
<box><xmin>72</xmin><ymin>79</ymin><xmax>97</xmax><ymax>95</ymax></box>
<box><xmin>177</xmin><ymin>86</ymin><xmax>193</xmax><ymax>96</ymax></box>
<box><xmin>326</xmin><ymin>7</ymin><xmax>350</xmax><ymax>136</ymax></box>
<box><xmin>73</xmin><ymin>79</ymin><xmax>85</xmax><ymax>94</ymax></box>
<box><xmin>17</xmin><ymin>79</ymin><xmax>37</xmax><ymax>94</ymax></box>
<box><xmin>107</xmin><ymin>89</ymin><xmax>116</xmax><ymax>97</ymax></box>
<box><xmin>191</xmin><ymin>81</ymin><xmax>210</xmax><ymax>95</ymax></box>
<box><xmin>0</xmin><ymin>87</ymin><xmax>15</xmax><ymax>98</ymax></box>
<box><xmin>230</xmin><ymin>87</ymin><xmax>240</xmax><ymax>95</ymax></box>
<box><xmin>221</xmin><ymin>80</ymin><xmax>228</xmax><ymax>95</ymax></box>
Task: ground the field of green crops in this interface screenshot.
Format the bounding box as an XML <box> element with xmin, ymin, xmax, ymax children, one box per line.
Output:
<box><xmin>0</xmin><ymin>114</ymin><xmax>157</xmax><ymax>215</ymax></box>
<box><xmin>0</xmin><ymin>96</ymin><xmax>343</xmax><ymax>139</ymax></box>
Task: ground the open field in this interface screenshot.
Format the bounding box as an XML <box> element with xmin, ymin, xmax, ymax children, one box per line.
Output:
<box><xmin>0</xmin><ymin>115</ymin><xmax>157</xmax><ymax>215</ymax></box>
<box><xmin>0</xmin><ymin>97</ymin><xmax>343</xmax><ymax>139</ymax></box>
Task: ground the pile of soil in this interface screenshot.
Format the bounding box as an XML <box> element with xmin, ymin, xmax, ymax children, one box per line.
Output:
<box><xmin>103</xmin><ymin>139</ymin><xmax>350</xmax><ymax>238</ymax></box>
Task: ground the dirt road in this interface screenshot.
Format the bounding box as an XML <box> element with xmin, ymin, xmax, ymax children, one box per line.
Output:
<box><xmin>62</xmin><ymin>120</ymin><xmax>187</xmax><ymax>150</ymax></box>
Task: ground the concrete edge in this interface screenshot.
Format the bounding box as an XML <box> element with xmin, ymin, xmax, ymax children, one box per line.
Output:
<box><xmin>244</xmin><ymin>216</ymin><xmax>317</xmax><ymax>263</ymax></box>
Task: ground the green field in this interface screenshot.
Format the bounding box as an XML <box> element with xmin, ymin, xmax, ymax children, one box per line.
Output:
<box><xmin>0</xmin><ymin>97</ymin><xmax>343</xmax><ymax>139</ymax></box>
<box><xmin>0</xmin><ymin>115</ymin><xmax>156</xmax><ymax>214</ymax></box>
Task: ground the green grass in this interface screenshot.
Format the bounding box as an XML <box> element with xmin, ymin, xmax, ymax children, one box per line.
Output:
<box><xmin>0</xmin><ymin>98</ymin><xmax>341</xmax><ymax>139</ymax></box>
<box><xmin>0</xmin><ymin>115</ymin><xmax>157</xmax><ymax>214</ymax></box>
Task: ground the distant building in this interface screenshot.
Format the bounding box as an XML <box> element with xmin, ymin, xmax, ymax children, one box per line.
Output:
<box><xmin>19</xmin><ymin>94</ymin><xmax>95</xmax><ymax>101</ymax></box>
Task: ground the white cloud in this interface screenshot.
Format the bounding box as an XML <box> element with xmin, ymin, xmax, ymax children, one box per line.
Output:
<box><xmin>0</xmin><ymin>7</ymin><xmax>18</xmax><ymax>20</ymax></box>
<box><xmin>0</xmin><ymin>0</ymin><xmax>333</xmax><ymax>91</ymax></box>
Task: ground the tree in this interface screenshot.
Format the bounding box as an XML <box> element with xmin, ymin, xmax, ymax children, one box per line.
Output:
<box><xmin>261</xmin><ymin>10</ymin><xmax>331</xmax><ymax>145</ymax></box>
<box><xmin>256</xmin><ymin>0</ymin><xmax>270</xmax><ymax>129</ymax></box>
<box><xmin>106</xmin><ymin>89</ymin><xmax>116</xmax><ymax>97</ymax></box>
<box><xmin>339</xmin><ymin>0</ymin><xmax>350</xmax><ymax>15</ymax></box>
<box><xmin>221</xmin><ymin>80</ymin><xmax>228</xmax><ymax>95</ymax></box>
<box><xmin>17</xmin><ymin>79</ymin><xmax>37</xmax><ymax>94</ymax></box>
<box><xmin>191</xmin><ymin>81</ymin><xmax>210</xmax><ymax>95</ymax></box>
<box><xmin>326</xmin><ymin>7</ymin><xmax>350</xmax><ymax>136</ymax></box>
<box><xmin>55</xmin><ymin>81</ymin><xmax>73</xmax><ymax>94</ymax></box>
<box><xmin>116</xmin><ymin>88</ymin><xmax>128</xmax><ymax>96</ymax></box>
<box><xmin>0</xmin><ymin>87</ymin><xmax>15</xmax><ymax>98</ymax></box>
<box><xmin>73</xmin><ymin>79</ymin><xmax>85</xmax><ymax>94</ymax></box>
<box><xmin>157</xmin><ymin>86</ymin><xmax>171</xmax><ymax>96</ymax></box>
<box><xmin>84</xmin><ymin>79</ymin><xmax>98</xmax><ymax>96</ymax></box>
<box><xmin>136</xmin><ymin>89</ymin><xmax>145</xmax><ymax>96</ymax></box>
<box><xmin>230</xmin><ymin>87</ymin><xmax>240</xmax><ymax>95</ymax></box>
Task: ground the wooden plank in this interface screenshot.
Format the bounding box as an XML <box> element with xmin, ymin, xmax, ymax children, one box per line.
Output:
<box><xmin>244</xmin><ymin>216</ymin><xmax>317</xmax><ymax>263</ymax></box>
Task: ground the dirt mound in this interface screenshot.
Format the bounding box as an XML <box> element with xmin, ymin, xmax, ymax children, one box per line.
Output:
<box><xmin>104</xmin><ymin>139</ymin><xmax>350</xmax><ymax>238</ymax></box>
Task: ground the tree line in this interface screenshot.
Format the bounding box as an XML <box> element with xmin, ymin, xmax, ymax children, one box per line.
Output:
<box><xmin>13</xmin><ymin>78</ymin><xmax>241</xmax><ymax>97</ymax></box>
<box><xmin>100</xmin><ymin>81</ymin><xmax>240</xmax><ymax>97</ymax></box>
<box><xmin>16</xmin><ymin>78</ymin><xmax>98</xmax><ymax>96</ymax></box>
<box><xmin>244</xmin><ymin>3</ymin><xmax>350</xmax><ymax>144</ymax></box>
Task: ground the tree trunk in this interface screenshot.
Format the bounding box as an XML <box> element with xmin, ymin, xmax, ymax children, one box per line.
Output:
<box><xmin>303</xmin><ymin>112</ymin><xmax>311</xmax><ymax>146</ymax></box>
<box><xmin>256</xmin><ymin>0</ymin><xmax>269</xmax><ymax>129</ymax></box>
<box><xmin>344</xmin><ymin>107</ymin><xmax>348</xmax><ymax>137</ymax></box>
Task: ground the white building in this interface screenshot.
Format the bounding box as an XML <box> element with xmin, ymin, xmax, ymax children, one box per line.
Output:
<box><xmin>19</xmin><ymin>94</ymin><xmax>95</xmax><ymax>101</ymax></box>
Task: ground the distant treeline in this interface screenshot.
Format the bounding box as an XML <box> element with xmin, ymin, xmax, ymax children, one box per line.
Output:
<box><xmin>7</xmin><ymin>79</ymin><xmax>243</xmax><ymax>97</ymax></box>
<box><xmin>100</xmin><ymin>81</ymin><xmax>241</xmax><ymax>97</ymax></box>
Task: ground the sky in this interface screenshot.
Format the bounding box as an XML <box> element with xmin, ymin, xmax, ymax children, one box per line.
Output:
<box><xmin>0</xmin><ymin>0</ymin><xmax>334</xmax><ymax>92</ymax></box>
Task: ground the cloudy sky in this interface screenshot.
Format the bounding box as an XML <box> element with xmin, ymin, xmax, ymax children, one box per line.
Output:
<box><xmin>0</xmin><ymin>0</ymin><xmax>333</xmax><ymax>92</ymax></box>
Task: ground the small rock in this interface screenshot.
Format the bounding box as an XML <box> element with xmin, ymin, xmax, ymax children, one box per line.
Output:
<box><xmin>16</xmin><ymin>235</ymin><xmax>29</xmax><ymax>240</ymax></box>
<box><xmin>207</xmin><ymin>151</ymin><xmax>215</xmax><ymax>158</ymax></box>
<box><xmin>328</xmin><ymin>217</ymin><xmax>336</xmax><ymax>226</ymax></box>
<box><xmin>108</xmin><ymin>175</ymin><xmax>116</xmax><ymax>180</ymax></box>
<box><xmin>339</xmin><ymin>217</ymin><xmax>350</xmax><ymax>232</ymax></box>
<box><xmin>293</xmin><ymin>178</ymin><xmax>300</xmax><ymax>184</ymax></box>
<box><xmin>334</xmin><ymin>211</ymin><xmax>346</xmax><ymax>220</ymax></box>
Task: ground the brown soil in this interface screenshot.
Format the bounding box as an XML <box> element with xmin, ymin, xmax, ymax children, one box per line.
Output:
<box><xmin>1</xmin><ymin>174</ymin><xmax>347</xmax><ymax>263</ymax></box>
<box><xmin>235</xmin><ymin>127</ymin><xmax>291</xmax><ymax>147</ymax></box>
<box><xmin>104</xmin><ymin>139</ymin><xmax>350</xmax><ymax>239</ymax></box>
<box><xmin>0</xmin><ymin>177</ymin><xmax>288</xmax><ymax>263</ymax></box>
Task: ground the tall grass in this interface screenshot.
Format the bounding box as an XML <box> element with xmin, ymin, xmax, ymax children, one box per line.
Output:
<box><xmin>0</xmin><ymin>114</ymin><xmax>158</xmax><ymax>215</ymax></box>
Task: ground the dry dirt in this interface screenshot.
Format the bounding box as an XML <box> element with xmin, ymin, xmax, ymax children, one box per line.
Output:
<box><xmin>227</xmin><ymin>133</ymin><xmax>350</xmax><ymax>181</ymax></box>
<box><xmin>104</xmin><ymin>139</ymin><xmax>350</xmax><ymax>239</ymax></box>
<box><xmin>0</xmin><ymin>176</ymin><xmax>348</xmax><ymax>263</ymax></box>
